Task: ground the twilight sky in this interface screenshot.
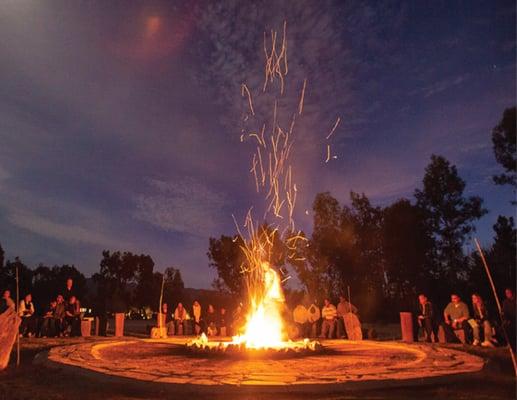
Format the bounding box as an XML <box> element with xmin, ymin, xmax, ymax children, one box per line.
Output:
<box><xmin>0</xmin><ymin>0</ymin><xmax>515</xmax><ymax>288</ymax></box>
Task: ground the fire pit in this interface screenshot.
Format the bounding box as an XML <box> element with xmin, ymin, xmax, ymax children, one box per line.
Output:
<box><xmin>186</xmin><ymin>333</ymin><xmax>323</xmax><ymax>359</ymax></box>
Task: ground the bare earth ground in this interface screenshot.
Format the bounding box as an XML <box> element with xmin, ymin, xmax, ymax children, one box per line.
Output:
<box><xmin>0</xmin><ymin>321</ymin><xmax>515</xmax><ymax>400</ymax></box>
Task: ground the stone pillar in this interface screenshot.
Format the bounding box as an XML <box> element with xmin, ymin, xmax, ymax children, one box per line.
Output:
<box><xmin>400</xmin><ymin>312</ymin><xmax>414</xmax><ymax>342</ymax></box>
<box><xmin>115</xmin><ymin>313</ymin><xmax>125</xmax><ymax>337</ymax></box>
<box><xmin>81</xmin><ymin>319</ymin><xmax>92</xmax><ymax>337</ymax></box>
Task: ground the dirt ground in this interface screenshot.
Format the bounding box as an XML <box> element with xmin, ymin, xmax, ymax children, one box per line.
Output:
<box><xmin>0</xmin><ymin>333</ymin><xmax>515</xmax><ymax>400</ymax></box>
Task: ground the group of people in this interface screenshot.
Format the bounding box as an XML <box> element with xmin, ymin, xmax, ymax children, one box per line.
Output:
<box><xmin>160</xmin><ymin>301</ymin><xmax>244</xmax><ymax>337</ymax></box>
<box><xmin>416</xmin><ymin>288</ymin><xmax>516</xmax><ymax>349</ymax></box>
<box><xmin>292</xmin><ymin>296</ymin><xmax>360</xmax><ymax>339</ymax></box>
<box><xmin>1</xmin><ymin>278</ymin><xmax>82</xmax><ymax>338</ymax></box>
<box><xmin>2</xmin><ymin>275</ymin><xmax>515</xmax><ymax>349</ymax></box>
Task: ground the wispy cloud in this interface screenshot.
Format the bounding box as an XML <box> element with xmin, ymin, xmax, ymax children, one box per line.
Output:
<box><xmin>411</xmin><ymin>74</ymin><xmax>471</xmax><ymax>98</ymax></box>
<box><xmin>133</xmin><ymin>178</ymin><xmax>229</xmax><ymax>237</ymax></box>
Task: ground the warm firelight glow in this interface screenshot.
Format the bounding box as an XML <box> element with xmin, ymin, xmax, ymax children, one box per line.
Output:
<box><xmin>231</xmin><ymin>262</ymin><xmax>287</xmax><ymax>348</ymax></box>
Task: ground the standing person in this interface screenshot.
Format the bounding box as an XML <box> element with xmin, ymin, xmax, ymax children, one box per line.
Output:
<box><xmin>63</xmin><ymin>278</ymin><xmax>76</xmax><ymax>302</ymax></box>
<box><xmin>320</xmin><ymin>299</ymin><xmax>337</xmax><ymax>339</ymax></box>
<box><xmin>40</xmin><ymin>300</ymin><xmax>57</xmax><ymax>338</ymax></box>
<box><xmin>502</xmin><ymin>288</ymin><xmax>516</xmax><ymax>351</ymax></box>
<box><xmin>2</xmin><ymin>290</ymin><xmax>15</xmax><ymax>310</ymax></box>
<box><xmin>64</xmin><ymin>296</ymin><xmax>81</xmax><ymax>337</ymax></box>
<box><xmin>206</xmin><ymin>304</ymin><xmax>217</xmax><ymax>336</ymax></box>
<box><xmin>54</xmin><ymin>295</ymin><xmax>66</xmax><ymax>336</ymax></box>
<box><xmin>417</xmin><ymin>294</ymin><xmax>436</xmax><ymax>343</ymax></box>
<box><xmin>174</xmin><ymin>303</ymin><xmax>187</xmax><ymax>335</ymax></box>
<box><xmin>442</xmin><ymin>294</ymin><xmax>471</xmax><ymax>343</ymax></box>
<box><xmin>337</xmin><ymin>296</ymin><xmax>358</xmax><ymax>339</ymax></box>
<box><xmin>469</xmin><ymin>294</ymin><xmax>495</xmax><ymax>347</ymax></box>
<box><xmin>192</xmin><ymin>301</ymin><xmax>203</xmax><ymax>335</ymax></box>
<box><xmin>19</xmin><ymin>294</ymin><xmax>37</xmax><ymax>337</ymax></box>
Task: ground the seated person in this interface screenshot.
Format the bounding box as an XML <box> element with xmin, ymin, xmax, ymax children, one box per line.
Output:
<box><xmin>40</xmin><ymin>300</ymin><xmax>57</xmax><ymax>338</ymax></box>
<box><xmin>502</xmin><ymin>288</ymin><xmax>516</xmax><ymax>351</ymax></box>
<box><xmin>174</xmin><ymin>303</ymin><xmax>187</xmax><ymax>335</ymax></box>
<box><xmin>192</xmin><ymin>301</ymin><xmax>203</xmax><ymax>335</ymax></box>
<box><xmin>218</xmin><ymin>307</ymin><xmax>228</xmax><ymax>336</ymax></box>
<box><xmin>336</xmin><ymin>295</ymin><xmax>358</xmax><ymax>339</ymax></box>
<box><xmin>54</xmin><ymin>295</ymin><xmax>66</xmax><ymax>336</ymax></box>
<box><xmin>442</xmin><ymin>294</ymin><xmax>471</xmax><ymax>343</ymax></box>
<box><xmin>64</xmin><ymin>295</ymin><xmax>81</xmax><ymax>337</ymax></box>
<box><xmin>2</xmin><ymin>290</ymin><xmax>15</xmax><ymax>311</ymax></box>
<box><xmin>19</xmin><ymin>293</ymin><xmax>37</xmax><ymax>337</ymax></box>
<box><xmin>320</xmin><ymin>298</ymin><xmax>337</xmax><ymax>339</ymax></box>
<box><xmin>417</xmin><ymin>294</ymin><xmax>437</xmax><ymax>342</ymax></box>
<box><xmin>469</xmin><ymin>293</ymin><xmax>495</xmax><ymax>347</ymax></box>
<box><xmin>161</xmin><ymin>303</ymin><xmax>174</xmax><ymax>335</ymax></box>
<box><xmin>205</xmin><ymin>304</ymin><xmax>217</xmax><ymax>336</ymax></box>
<box><xmin>293</xmin><ymin>303</ymin><xmax>310</xmax><ymax>338</ymax></box>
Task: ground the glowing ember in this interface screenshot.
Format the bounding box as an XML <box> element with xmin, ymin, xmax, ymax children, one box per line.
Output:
<box><xmin>188</xmin><ymin>21</ymin><xmax>323</xmax><ymax>354</ymax></box>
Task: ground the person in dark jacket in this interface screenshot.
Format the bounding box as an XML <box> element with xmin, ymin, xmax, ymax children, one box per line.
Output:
<box><xmin>64</xmin><ymin>296</ymin><xmax>81</xmax><ymax>336</ymax></box>
<box><xmin>417</xmin><ymin>294</ymin><xmax>436</xmax><ymax>342</ymax></box>
<box><xmin>40</xmin><ymin>300</ymin><xmax>57</xmax><ymax>337</ymax></box>
<box><xmin>63</xmin><ymin>278</ymin><xmax>76</xmax><ymax>302</ymax></box>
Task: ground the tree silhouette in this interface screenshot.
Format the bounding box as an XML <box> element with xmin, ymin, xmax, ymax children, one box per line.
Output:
<box><xmin>415</xmin><ymin>155</ymin><xmax>487</xmax><ymax>287</ymax></box>
<box><xmin>492</xmin><ymin>106</ymin><xmax>516</xmax><ymax>189</ymax></box>
<box><xmin>207</xmin><ymin>234</ymin><xmax>246</xmax><ymax>296</ymax></box>
<box><xmin>382</xmin><ymin>199</ymin><xmax>432</xmax><ymax>298</ymax></box>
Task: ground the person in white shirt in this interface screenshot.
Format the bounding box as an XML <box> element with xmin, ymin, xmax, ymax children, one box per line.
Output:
<box><xmin>19</xmin><ymin>293</ymin><xmax>37</xmax><ymax>337</ymax></box>
<box><xmin>320</xmin><ymin>298</ymin><xmax>337</xmax><ymax>339</ymax></box>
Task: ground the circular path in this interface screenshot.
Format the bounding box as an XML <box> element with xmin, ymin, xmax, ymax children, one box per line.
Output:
<box><xmin>40</xmin><ymin>337</ymin><xmax>485</xmax><ymax>393</ymax></box>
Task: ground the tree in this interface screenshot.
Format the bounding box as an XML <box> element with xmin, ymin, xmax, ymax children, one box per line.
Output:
<box><xmin>1</xmin><ymin>257</ymin><xmax>33</xmax><ymax>298</ymax></box>
<box><xmin>415</xmin><ymin>155</ymin><xmax>487</xmax><ymax>287</ymax></box>
<box><xmin>0</xmin><ymin>242</ymin><xmax>4</xmax><ymax>269</ymax></box>
<box><xmin>301</xmin><ymin>192</ymin><xmax>353</xmax><ymax>300</ymax></box>
<box><xmin>489</xmin><ymin>216</ymin><xmax>516</xmax><ymax>290</ymax></box>
<box><xmin>382</xmin><ymin>199</ymin><xmax>432</xmax><ymax>298</ymax></box>
<box><xmin>207</xmin><ymin>234</ymin><xmax>246</xmax><ymax>296</ymax></box>
<box><xmin>94</xmin><ymin>250</ymin><xmax>155</xmax><ymax>312</ymax></box>
<box><xmin>32</xmin><ymin>264</ymin><xmax>86</xmax><ymax>308</ymax></box>
<box><xmin>492</xmin><ymin>106</ymin><xmax>516</xmax><ymax>188</ymax></box>
<box><xmin>162</xmin><ymin>267</ymin><xmax>184</xmax><ymax>309</ymax></box>
<box><xmin>133</xmin><ymin>254</ymin><xmax>155</xmax><ymax>308</ymax></box>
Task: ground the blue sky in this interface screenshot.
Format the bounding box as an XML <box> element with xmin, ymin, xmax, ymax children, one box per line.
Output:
<box><xmin>0</xmin><ymin>0</ymin><xmax>514</xmax><ymax>288</ymax></box>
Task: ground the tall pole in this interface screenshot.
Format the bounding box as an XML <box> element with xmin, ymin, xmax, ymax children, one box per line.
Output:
<box><xmin>474</xmin><ymin>238</ymin><xmax>517</xmax><ymax>376</ymax></box>
<box><xmin>15</xmin><ymin>264</ymin><xmax>20</xmax><ymax>367</ymax></box>
<box><xmin>158</xmin><ymin>274</ymin><xmax>165</xmax><ymax>330</ymax></box>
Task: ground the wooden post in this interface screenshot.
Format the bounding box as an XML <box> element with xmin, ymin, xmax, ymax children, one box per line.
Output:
<box><xmin>474</xmin><ymin>238</ymin><xmax>517</xmax><ymax>376</ymax></box>
<box><xmin>158</xmin><ymin>274</ymin><xmax>165</xmax><ymax>330</ymax></box>
<box><xmin>15</xmin><ymin>264</ymin><xmax>20</xmax><ymax>367</ymax></box>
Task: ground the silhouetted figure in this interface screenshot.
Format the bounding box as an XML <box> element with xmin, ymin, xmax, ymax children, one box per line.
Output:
<box><xmin>417</xmin><ymin>294</ymin><xmax>436</xmax><ymax>342</ymax></box>
<box><xmin>40</xmin><ymin>300</ymin><xmax>57</xmax><ymax>337</ymax></box>
<box><xmin>206</xmin><ymin>304</ymin><xmax>217</xmax><ymax>336</ymax></box>
<box><xmin>64</xmin><ymin>296</ymin><xmax>81</xmax><ymax>337</ymax></box>
<box><xmin>502</xmin><ymin>288</ymin><xmax>516</xmax><ymax>351</ymax></box>
<box><xmin>54</xmin><ymin>295</ymin><xmax>66</xmax><ymax>336</ymax></box>
<box><xmin>63</xmin><ymin>278</ymin><xmax>76</xmax><ymax>302</ymax></box>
